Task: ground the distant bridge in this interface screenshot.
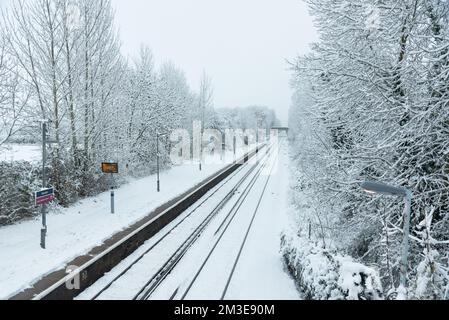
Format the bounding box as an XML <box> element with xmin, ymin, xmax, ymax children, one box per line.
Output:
<box><xmin>271</xmin><ymin>127</ymin><xmax>289</xmax><ymax>133</ymax></box>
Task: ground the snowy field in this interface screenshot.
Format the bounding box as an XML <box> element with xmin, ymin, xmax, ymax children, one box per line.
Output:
<box><xmin>0</xmin><ymin>146</ymin><xmax>255</xmax><ymax>299</ymax></box>
<box><xmin>0</xmin><ymin>144</ymin><xmax>41</xmax><ymax>163</ymax></box>
<box><xmin>77</xmin><ymin>140</ymin><xmax>299</xmax><ymax>300</ymax></box>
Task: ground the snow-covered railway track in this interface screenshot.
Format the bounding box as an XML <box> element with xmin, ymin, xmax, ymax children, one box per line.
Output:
<box><xmin>23</xmin><ymin>146</ymin><xmax>264</xmax><ymax>300</ymax></box>
<box><xmin>78</xmin><ymin>145</ymin><xmax>274</xmax><ymax>300</ymax></box>
<box><xmin>92</xmin><ymin>154</ymin><xmax>262</xmax><ymax>300</ymax></box>
<box><xmin>134</xmin><ymin>153</ymin><xmax>271</xmax><ymax>301</ymax></box>
<box><xmin>179</xmin><ymin>146</ymin><xmax>279</xmax><ymax>300</ymax></box>
<box><xmin>138</xmin><ymin>147</ymin><xmax>275</xmax><ymax>301</ymax></box>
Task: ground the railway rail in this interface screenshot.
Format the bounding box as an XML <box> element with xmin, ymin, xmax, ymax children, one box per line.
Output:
<box><xmin>92</xmin><ymin>153</ymin><xmax>260</xmax><ymax>300</ymax></box>
<box><xmin>138</xmin><ymin>146</ymin><xmax>276</xmax><ymax>301</ymax></box>
<box><xmin>82</xmin><ymin>144</ymin><xmax>277</xmax><ymax>300</ymax></box>
<box><xmin>26</xmin><ymin>145</ymin><xmax>265</xmax><ymax>300</ymax></box>
<box><xmin>180</xmin><ymin>145</ymin><xmax>279</xmax><ymax>301</ymax></box>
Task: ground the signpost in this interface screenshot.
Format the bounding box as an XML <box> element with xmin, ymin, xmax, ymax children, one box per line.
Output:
<box><xmin>35</xmin><ymin>188</ymin><xmax>55</xmax><ymax>206</ymax></box>
<box><xmin>102</xmin><ymin>163</ymin><xmax>118</xmax><ymax>214</ymax></box>
<box><xmin>38</xmin><ymin>121</ymin><xmax>55</xmax><ymax>249</ymax></box>
<box><xmin>102</xmin><ymin>162</ymin><xmax>119</xmax><ymax>174</ymax></box>
<box><xmin>35</xmin><ymin>186</ymin><xmax>55</xmax><ymax>249</ymax></box>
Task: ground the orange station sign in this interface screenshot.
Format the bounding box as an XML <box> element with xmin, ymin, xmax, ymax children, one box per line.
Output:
<box><xmin>102</xmin><ymin>162</ymin><xmax>119</xmax><ymax>174</ymax></box>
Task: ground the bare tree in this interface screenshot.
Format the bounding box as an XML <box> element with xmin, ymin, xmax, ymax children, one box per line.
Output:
<box><xmin>0</xmin><ymin>30</ymin><xmax>31</xmax><ymax>146</ymax></box>
<box><xmin>198</xmin><ymin>70</ymin><xmax>214</xmax><ymax>129</ymax></box>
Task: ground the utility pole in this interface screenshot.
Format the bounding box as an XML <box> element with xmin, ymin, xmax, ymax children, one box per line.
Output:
<box><xmin>233</xmin><ymin>135</ymin><xmax>237</xmax><ymax>164</ymax></box>
<box><xmin>157</xmin><ymin>132</ymin><xmax>160</xmax><ymax>192</ymax></box>
<box><xmin>256</xmin><ymin>126</ymin><xmax>259</xmax><ymax>154</ymax></box>
<box><xmin>199</xmin><ymin>110</ymin><xmax>204</xmax><ymax>172</ymax></box>
<box><xmin>156</xmin><ymin>131</ymin><xmax>169</xmax><ymax>192</ymax></box>
<box><xmin>110</xmin><ymin>173</ymin><xmax>115</xmax><ymax>214</ymax></box>
<box><xmin>198</xmin><ymin>71</ymin><xmax>213</xmax><ymax>171</ymax></box>
<box><xmin>41</xmin><ymin>122</ymin><xmax>48</xmax><ymax>249</ymax></box>
<box><xmin>399</xmin><ymin>190</ymin><xmax>412</xmax><ymax>295</ymax></box>
<box><xmin>361</xmin><ymin>181</ymin><xmax>412</xmax><ymax>299</ymax></box>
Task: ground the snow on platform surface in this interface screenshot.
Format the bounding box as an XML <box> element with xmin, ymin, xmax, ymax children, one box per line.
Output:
<box><xmin>77</xmin><ymin>140</ymin><xmax>300</xmax><ymax>300</ymax></box>
<box><xmin>0</xmin><ymin>148</ymin><xmax>251</xmax><ymax>299</ymax></box>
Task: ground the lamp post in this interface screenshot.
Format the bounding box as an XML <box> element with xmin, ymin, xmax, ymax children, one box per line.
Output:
<box><xmin>40</xmin><ymin>120</ymin><xmax>57</xmax><ymax>249</ymax></box>
<box><xmin>199</xmin><ymin>122</ymin><xmax>204</xmax><ymax>172</ymax></box>
<box><xmin>233</xmin><ymin>135</ymin><xmax>237</xmax><ymax>164</ymax></box>
<box><xmin>157</xmin><ymin>132</ymin><xmax>161</xmax><ymax>192</ymax></box>
<box><xmin>41</xmin><ymin>122</ymin><xmax>48</xmax><ymax>249</ymax></box>
<box><xmin>156</xmin><ymin>131</ymin><xmax>168</xmax><ymax>192</ymax></box>
<box><xmin>361</xmin><ymin>181</ymin><xmax>412</xmax><ymax>299</ymax></box>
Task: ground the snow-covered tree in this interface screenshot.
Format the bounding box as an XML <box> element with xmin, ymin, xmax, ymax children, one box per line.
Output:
<box><xmin>289</xmin><ymin>0</ymin><xmax>449</xmax><ymax>299</ymax></box>
<box><xmin>0</xmin><ymin>31</ymin><xmax>32</xmax><ymax>146</ymax></box>
<box><xmin>0</xmin><ymin>0</ymin><xmax>281</xmax><ymax>230</ymax></box>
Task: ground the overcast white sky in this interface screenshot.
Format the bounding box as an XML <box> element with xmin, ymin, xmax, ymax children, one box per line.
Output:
<box><xmin>111</xmin><ymin>0</ymin><xmax>317</xmax><ymax>125</ymax></box>
<box><xmin>0</xmin><ymin>0</ymin><xmax>318</xmax><ymax>125</ymax></box>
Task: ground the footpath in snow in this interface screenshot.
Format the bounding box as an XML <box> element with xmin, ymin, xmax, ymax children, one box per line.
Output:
<box><xmin>0</xmin><ymin>148</ymin><xmax>251</xmax><ymax>299</ymax></box>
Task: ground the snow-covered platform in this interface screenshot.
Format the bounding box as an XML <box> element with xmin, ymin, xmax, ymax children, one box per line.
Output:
<box><xmin>1</xmin><ymin>149</ymin><xmax>252</xmax><ymax>299</ymax></box>
<box><xmin>76</xmin><ymin>141</ymin><xmax>299</xmax><ymax>300</ymax></box>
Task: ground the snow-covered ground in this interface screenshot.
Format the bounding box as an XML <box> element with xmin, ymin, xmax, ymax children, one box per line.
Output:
<box><xmin>223</xmin><ymin>141</ymin><xmax>299</xmax><ymax>300</ymax></box>
<box><xmin>178</xmin><ymin>141</ymin><xmax>299</xmax><ymax>300</ymax></box>
<box><xmin>77</xmin><ymin>139</ymin><xmax>300</xmax><ymax>300</ymax></box>
<box><xmin>0</xmin><ymin>144</ymin><xmax>41</xmax><ymax>163</ymax></box>
<box><xmin>0</xmin><ymin>147</ymin><xmax>254</xmax><ymax>299</ymax></box>
<box><xmin>77</xmin><ymin>159</ymin><xmax>259</xmax><ymax>300</ymax></box>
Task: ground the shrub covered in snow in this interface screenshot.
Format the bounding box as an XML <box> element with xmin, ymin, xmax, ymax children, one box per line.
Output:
<box><xmin>0</xmin><ymin>162</ymin><xmax>40</xmax><ymax>225</ymax></box>
<box><xmin>281</xmin><ymin>231</ymin><xmax>383</xmax><ymax>300</ymax></box>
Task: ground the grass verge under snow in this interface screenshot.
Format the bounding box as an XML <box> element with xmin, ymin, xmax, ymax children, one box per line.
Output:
<box><xmin>281</xmin><ymin>230</ymin><xmax>384</xmax><ymax>300</ymax></box>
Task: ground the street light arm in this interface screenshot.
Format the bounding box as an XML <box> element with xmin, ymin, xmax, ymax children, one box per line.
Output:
<box><xmin>399</xmin><ymin>190</ymin><xmax>412</xmax><ymax>296</ymax></box>
<box><xmin>362</xmin><ymin>181</ymin><xmax>408</xmax><ymax>197</ymax></box>
<box><xmin>361</xmin><ymin>180</ymin><xmax>413</xmax><ymax>299</ymax></box>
